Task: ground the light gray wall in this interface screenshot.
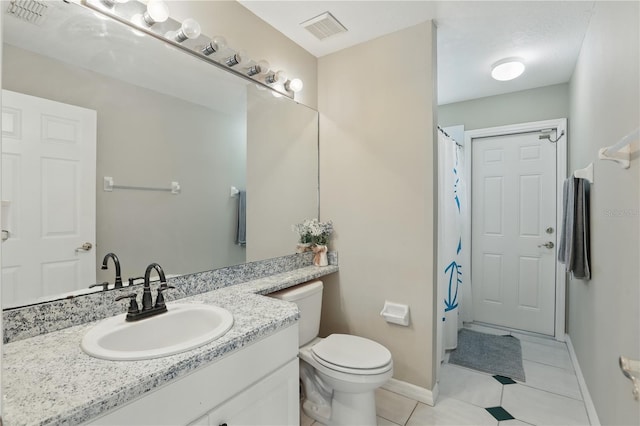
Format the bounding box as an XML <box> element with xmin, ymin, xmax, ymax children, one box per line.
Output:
<box><xmin>438</xmin><ymin>83</ymin><xmax>569</xmax><ymax>131</ymax></box>
<box><xmin>318</xmin><ymin>22</ymin><xmax>438</xmax><ymax>390</ymax></box>
<box><xmin>3</xmin><ymin>45</ymin><xmax>246</xmax><ymax>283</ymax></box>
<box><xmin>567</xmin><ymin>2</ymin><xmax>639</xmax><ymax>424</ymax></box>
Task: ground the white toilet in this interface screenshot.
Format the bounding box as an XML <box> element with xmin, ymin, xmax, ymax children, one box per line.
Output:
<box><xmin>270</xmin><ymin>280</ymin><xmax>393</xmax><ymax>426</ymax></box>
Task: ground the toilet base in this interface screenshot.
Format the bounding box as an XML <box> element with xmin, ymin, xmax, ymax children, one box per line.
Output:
<box><xmin>330</xmin><ymin>389</ymin><xmax>377</xmax><ymax>426</ymax></box>
<box><xmin>302</xmin><ymin>388</ymin><xmax>377</xmax><ymax>426</ymax></box>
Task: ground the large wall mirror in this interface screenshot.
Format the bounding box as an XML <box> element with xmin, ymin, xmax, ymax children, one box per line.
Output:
<box><xmin>0</xmin><ymin>0</ymin><xmax>319</xmax><ymax>308</ymax></box>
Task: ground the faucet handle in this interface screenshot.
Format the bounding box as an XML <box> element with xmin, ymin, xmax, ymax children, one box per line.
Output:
<box><xmin>115</xmin><ymin>293</ymin><xmax>140</xmax><ymax>315</ymax></box>
<box><xmin>89</xmin><ymin>282</ymin><xmax>109</xmax><ymax>291</ymax></box>
<box><xmin>128</xmin><ymin>276</ymin><xmax>145</xmax><ymax>286</ymax></box>
<box><xmin>154</xmin><ymin>285</ymin><xmax>175</xmax><ymax>309</ymax></box>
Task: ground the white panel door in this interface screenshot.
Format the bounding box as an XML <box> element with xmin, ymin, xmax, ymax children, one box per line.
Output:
<box><xmin>1</xmin><ymin>90</ymin><xmax>96</xmax><ymax>307</ymax></box>
<box><xmin>471</xmin><ymin>131</ymin><xmax>556</xmax><ymax>335</ymax></box>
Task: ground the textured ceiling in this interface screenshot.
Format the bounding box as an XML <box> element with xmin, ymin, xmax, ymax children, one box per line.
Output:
<box><xmin>239</xmin><ymin>1</ymin><xmax>596</xmax><ymax>105</ymax></box>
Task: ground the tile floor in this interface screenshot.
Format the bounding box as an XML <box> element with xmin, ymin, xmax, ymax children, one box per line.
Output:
<box><xmin>301</xmin><ymin>324</ymin><xmax>591</xmax><ymax>426</ymax></box>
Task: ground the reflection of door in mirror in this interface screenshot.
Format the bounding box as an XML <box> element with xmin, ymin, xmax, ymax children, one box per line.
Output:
<box><xmin>1</xmin><ymin>90</ymin><xmax>97</xmax><ymax>307</ymax></box>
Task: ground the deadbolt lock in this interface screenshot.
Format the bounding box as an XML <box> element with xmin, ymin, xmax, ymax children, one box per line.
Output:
<box><xmin>546</xmin><ymin>227</ymin><xmax>554</xmax><ymax>234</ymax></box>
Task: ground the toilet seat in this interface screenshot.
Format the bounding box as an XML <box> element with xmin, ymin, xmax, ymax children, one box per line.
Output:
<box><xmin>310</xmin><ymin>334</ymin><xmax>392</xmax><ymax>375</ymax></box>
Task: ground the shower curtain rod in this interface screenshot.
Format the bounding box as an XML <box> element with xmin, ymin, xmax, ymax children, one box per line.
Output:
<box><xmin>438</xmin><ymin>126</ymin><xmax>463</xmax><ymax>147</ymax></box>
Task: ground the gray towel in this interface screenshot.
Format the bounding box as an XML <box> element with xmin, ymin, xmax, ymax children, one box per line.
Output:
<box><xmin>236</xmin><ymin>190</ymin><xmax>246</xmax><ymax>247</ymax></box>
<box><xmin>558</xmin><ymin>177</ymin><xmax>575</xmax><ymax>265</ymax></box>
<box><xmin>558</xmin><ymin>177</ymin><xmax>590</xmax><ymax>280</ymax></box>
<box><xmin>572</xmin><ymin>179</ymin><xmax>590</xmax><ymax>279</ymax></box>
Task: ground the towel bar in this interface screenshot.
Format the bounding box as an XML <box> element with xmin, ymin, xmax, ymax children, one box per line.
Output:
<box><xmin>619</xmin><ymin>355</ymin><xmax>640</xmax><ymax>400</ymax></box>
<box><xmin>573</xmin><ymin>163</ymin><xmax>593</xmax><ymax>184</ymax></box>
<box><xmin>598</xmin><ymin>127</ymin><xmax>639</xmax><ymax>169</ymax></box>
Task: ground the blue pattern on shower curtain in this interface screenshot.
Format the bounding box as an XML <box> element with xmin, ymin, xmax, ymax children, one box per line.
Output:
<box><xmin>439</xmin><ymin>128</ymin><xmax>466</xmax><ymax>350</ymax></box>
<box><xmin>444</xmin><ymin>151</ymin><xmax>463</xmax><ymax>313</ymax></box>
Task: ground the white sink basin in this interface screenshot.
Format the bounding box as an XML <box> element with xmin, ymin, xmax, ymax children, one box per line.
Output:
<box><xmin>81</xmin><ymin>303</ymin><xmax>233</xmax><ymax>361</ymax></box>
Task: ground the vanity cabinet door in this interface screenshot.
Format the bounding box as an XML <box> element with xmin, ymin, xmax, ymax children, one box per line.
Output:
<box><xmin>208</xmin><ymin>359</ymin><xmax>299</xmax><ymax>426</ymax></box>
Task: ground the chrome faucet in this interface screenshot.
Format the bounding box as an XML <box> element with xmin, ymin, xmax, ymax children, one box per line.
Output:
<box><xmin>101</xmin><ymin>253</ymin><xmax>123</xmax><ymax>288</ymax></box>
<box><xmin>115</xmin><ymin>262</ymin><xmax>174</xmax><ymax>322</ymax></box>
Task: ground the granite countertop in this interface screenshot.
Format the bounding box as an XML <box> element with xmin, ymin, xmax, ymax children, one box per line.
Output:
<box><xmin>2</xmin><ymin>265</ymin><xmax>338</xmax><ymax>426</ymax></box>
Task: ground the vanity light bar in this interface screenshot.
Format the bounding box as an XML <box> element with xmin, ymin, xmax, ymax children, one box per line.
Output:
<box><xmin>81</xmin><ymin>0</ymin><xmax>303</xmax><ymax>98</ymax></box>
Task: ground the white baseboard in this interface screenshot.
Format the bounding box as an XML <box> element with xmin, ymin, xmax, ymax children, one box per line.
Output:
<box><xmin>382</xmin><ymin>378</ymin><xmax>438</xmax><ymax>406</ymax></box>
<box><xmin>565</xmin><ymin>334</ymin><xmax>601</xmax><ymax>426</ymax></box>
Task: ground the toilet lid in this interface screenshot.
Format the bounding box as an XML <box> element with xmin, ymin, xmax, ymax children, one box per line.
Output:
<box><xmin>311</xmin><ymin>334</ymin><xmax>391</xmax><ymax>370</ymax></box>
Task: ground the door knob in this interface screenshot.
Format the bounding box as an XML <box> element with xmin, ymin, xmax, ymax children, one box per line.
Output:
<box><xmin>76</xmin><ymin>242</ymin><xmax>93</xmax><ymax>252</ymax></box>
<box><xmin>538</xmin><ymin>241</ymin><xmax>554</xmax><ymax>249</ymax></box>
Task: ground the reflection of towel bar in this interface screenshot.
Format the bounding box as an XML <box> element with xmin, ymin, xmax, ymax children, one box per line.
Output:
<box><xmin>103</xmin><ymin>177</ymin><xmax>180</xmax><ymax>194</ymax></box>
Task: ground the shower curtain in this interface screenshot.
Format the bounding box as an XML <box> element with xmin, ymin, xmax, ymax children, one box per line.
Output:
<box><xmin>438</xmin><ymin>128</ymin><xmax>468</xmax><ymax>350</ymax></box>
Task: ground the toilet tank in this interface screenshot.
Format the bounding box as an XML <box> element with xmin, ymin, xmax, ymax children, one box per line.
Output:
<box><xmin>269</xmin><ymin>280</ymin><xmax>323</xmax><ymax>346</ymax></box>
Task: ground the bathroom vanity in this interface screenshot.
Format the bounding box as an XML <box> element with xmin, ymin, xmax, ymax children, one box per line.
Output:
<box><xmin>2</xmin><ymin>258</ymin><xmax>338</xmax><ymax>425</ymax></box>
<box><xmin>90</xmin><ymin>326</ymin><xmax>299</xmax><ymax>425</ymax></box>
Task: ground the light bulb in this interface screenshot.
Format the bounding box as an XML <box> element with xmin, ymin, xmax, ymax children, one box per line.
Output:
<box><xmin>168</xmin><ymin>18</ymin><xmax>201</xmax><ymax>43</ymax></box>
<box><xmin>266</xmin><ymin>70</ymin><xmax>287</xmax><ymax>85</ymax></box>
<box><xmin>142</xmin><ymin>0</ymin><xmax>169</xmax><ymax>26</ymax></box>
<box><xmin>247</xmin><ymin>60</ymin><xmax>270</xmax><ymax>77</ymax></box>
<box><xmin>202</xmin><ymin>36</ymin><xmax>227</xmax><ymax>56</ymax></box>
<box><xmin>225</xmin><ymin>50</ymin><xmax>250</xmax><ymax>67</ymax></box>
<box><xmin>285</xmin><ymin>78</ymin><xmax>303</xmax><ymax>93</ymax></box>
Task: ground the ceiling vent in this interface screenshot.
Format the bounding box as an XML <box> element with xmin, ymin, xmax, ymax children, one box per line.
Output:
<box><xmin>300</xmin><ymin>12</ymin><xmax>347</xmax><ymax>41</ymax></box>
<box><xmin>6</xmin><ymin>0</ymin><xmax>48</xmax><ymax>25</ymax></box>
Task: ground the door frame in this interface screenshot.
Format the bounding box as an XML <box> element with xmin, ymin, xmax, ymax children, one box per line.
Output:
<box><xmin>464</xmin><ymin>118</ymin><xmax>567</xmax><ymax>341</ymax></box>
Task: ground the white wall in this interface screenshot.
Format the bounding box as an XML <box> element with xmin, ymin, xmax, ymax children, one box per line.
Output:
<box><xmin>318</xmin><ymin>22</ymin><xmax>438</xmax><ymax>390</ymax></box>
<box><xmin>438</xmin><ymin>83</ymin><xmax>569</xmax><ymax>130</ymax></box>
<box><xmin>170</xmin><ymin>0</ymin><xmax>317</xmax><ymax>109</ymax></box>
<box><xmin>567</xmin><ymin>2</ymin><xmax>639</xmax><ymax>425</ymax></box>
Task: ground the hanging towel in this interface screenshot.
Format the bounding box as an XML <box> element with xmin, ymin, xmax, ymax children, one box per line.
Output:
<box><xmin>558</xmin><ymin>177</ymin><xmax>575</xmax><ymax>265</ymax></box>
<box><xmin>572</xmin><ymin>178</ymin><xmax>591</xmax><ymax>279</ymax></box>
<box><xmin>236</xmin><ymin>190</ymin><xmax>246</xmax><ymax>247</ymax></box>
<box><xmin>558</xmin><ymin>177</ymin><xmax>590</xmax><ymax>280</ymax></box>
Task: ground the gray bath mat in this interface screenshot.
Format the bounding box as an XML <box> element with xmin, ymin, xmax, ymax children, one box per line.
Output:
<box><xmin>448</xmin><ymin>328</ymin><xmax>525</xmax><ymax>382</ymax></box>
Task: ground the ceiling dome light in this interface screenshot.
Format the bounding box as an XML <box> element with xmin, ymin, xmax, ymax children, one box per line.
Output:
<box><xmin>491</xmin><ymin>58</ymin><xmax>525</xmax><ymax>81</ymax></box>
